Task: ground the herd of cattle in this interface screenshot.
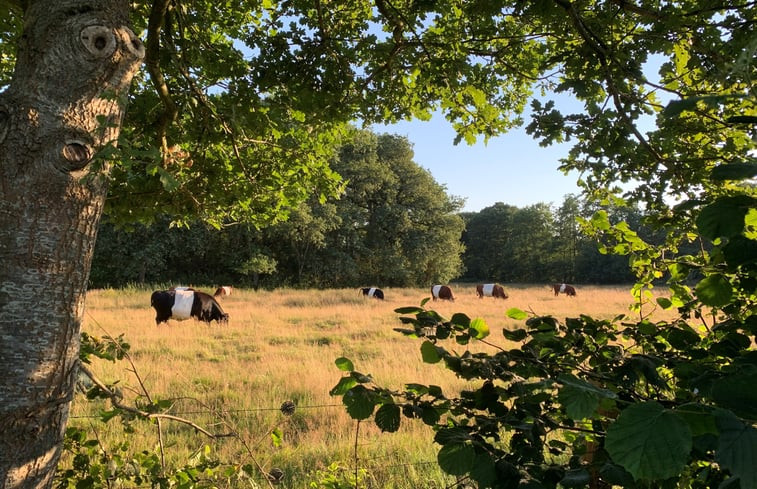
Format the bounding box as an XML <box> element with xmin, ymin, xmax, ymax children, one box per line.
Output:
<box><xmin>151</xmin><ymin>283</ymin><xmax>577</xmax><ymax>325</ymax></box>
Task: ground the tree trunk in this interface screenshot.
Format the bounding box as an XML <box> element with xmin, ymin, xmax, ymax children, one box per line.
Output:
<box><xmin>0</xmin><ymin>1</ymin><xmax>143</xmax><ymax>487</ymax></box>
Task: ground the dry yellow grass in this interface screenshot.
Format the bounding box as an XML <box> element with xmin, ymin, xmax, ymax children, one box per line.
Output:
<box><xmin>71</xmin><ymin>283</ymin><xmax>678</xmax><ymax>488</ymax></box>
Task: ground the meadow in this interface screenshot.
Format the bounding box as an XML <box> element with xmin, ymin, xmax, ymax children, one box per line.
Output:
<box><xmin>71</xmin><ymin>284</ymin><xmax>680</xmax><ymax>488</ymax></box>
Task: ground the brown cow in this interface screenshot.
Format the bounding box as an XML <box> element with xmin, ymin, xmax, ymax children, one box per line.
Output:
<box><xmin>214</xmin><ymin>285</ymin><xmax>233</xmax><ymax>298</ymax></box>
<box><xmin>552</xmin><ymin>283</ymin><xmax>577</xmax><ymax>296</ymax></box>
<box><xmin>431</xmin><ymin>285</ymin><xmax>455</xmax><ymax>301</ymax></box>
<box><xmin>476</xmin><ymin>283</ymin><xmax>508</xmax><ymax>299</ymax></box>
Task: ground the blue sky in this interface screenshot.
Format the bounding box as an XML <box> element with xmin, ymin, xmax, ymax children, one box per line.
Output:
<box><xmin>373</xmin><ymin>116</ymin><xmax>582</xmax><ymax>213</ymax></box>
<box><xmin>371</xmin><ymin>55</ymin><xmax>668</xmax><ymax>213</ymax></box>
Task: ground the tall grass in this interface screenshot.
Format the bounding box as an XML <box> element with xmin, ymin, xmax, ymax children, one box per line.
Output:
<box><xmin>71</xmin><ymin>284</ymin><xmax>678</xmax><ymax>488</ymax></box>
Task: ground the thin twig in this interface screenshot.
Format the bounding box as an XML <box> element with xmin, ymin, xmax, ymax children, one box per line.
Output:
<box><xmin>78</xmin><ymin>364</ymin><xmax>221</xmax><ymax>439</ymax></box>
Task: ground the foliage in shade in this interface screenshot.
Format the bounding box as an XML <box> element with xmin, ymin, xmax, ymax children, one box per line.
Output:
<box><xmin>557</xmin><ymin>374</ymin><xmax>616</xmax><ymax>420</ymax></box>
<box><xmin>332</xmin><ymin>134</ymin><xmax>757</xmax><ymax>484</ymax></box>
<box><xmin>605</xmin><ymin>402</ymin><xmax>692</xmax><ymax>481</ymax></box>
<box><xmin>715</xmin><ymin>410</ymin><xmax>757</xmax><ymax>489</ymax></box>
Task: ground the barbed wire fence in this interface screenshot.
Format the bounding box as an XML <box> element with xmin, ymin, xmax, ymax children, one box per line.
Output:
<box><xmin>67</xmin><ymin>398</ymin><xmax>451</xmax><ymax>488</ymax></box>
<box><xmin>67</xmin><ymin>313</ymin><xmax>460</xmax><ymax>488</ymax></box>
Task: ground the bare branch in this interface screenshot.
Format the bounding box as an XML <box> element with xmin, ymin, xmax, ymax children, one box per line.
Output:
<box><xmin>78</xmin><ymin>363</ymin><xmax>228</xmax><ymax>439</ymax></box>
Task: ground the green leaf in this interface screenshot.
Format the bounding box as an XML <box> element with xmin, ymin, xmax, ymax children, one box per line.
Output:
<box><xmin>437</xmin><ymin>443</ymin><xmax>476</xmax><ymax>476</ymax></box>
<box><xmin>420</xmin><ymin>341</ymin><xmax>441</xmax><ymax>363</ymax></box>
<box><xmin>558</xmin><ymin>374</ymin><xmax>616</xmax><ymax>420</ymax></box>
<box><xmin>405</xmin><ymin>383</ymin><xmax>429</xmax><ymax>395</ymax></box>
<box><xmin>469</xmin><ymin>452</ymin><xmax>497</xmax><ymax>488</ymax></box>
<box><xmin>375</xmin><ymin>404</ymin><xmax>401</xmax><ymax>433</ymax></box>
<box><xmin>156</xmin><ymin>166</ymin><xmax>180</xmax><ymax>192</ymax></box>
<box><xmin>695</xmin><ymin>274</ymin><xmax>733</xmax><ymax>307</ymax></box>
<box><xmin>99</xmin><ymin>409</ymin><xmax>120</xmax><ymax>423</ymax></box>
<box><xmin>638</xmin><ymin>321</ymin><xmax>657</xmax><ymax>336</ymax></box>
<box><xmin>335</xmin><ymin>357</ymin><xmax>354</xmax><ymax>372</ymax></box>
<box><xmin>599</xmin><ymin>463</ymin><xmax>636</xmax><ymax>487</ymax></box>
<box><xmin>395</xmin><ymin>306</ymin><xmax>425</xmax><ymax>314</ymax></box>
<box><xmin>711</xmin><ymin>371</ymin><xmax>757</xmax><ymax>418</ymax></box>
<box><xmin>420</xmin><ymin>404</ymin><xmax>442</xmax><ymax>425</ymax></box>
<box><xmin>329</xmin><ymin>377</ymin><xmax>357</xmax><ymax>396</ymax></box>
<box><xmin>696</xmin><ymin>196</ymin><xmax>757</xmax><ymax>240</ymax></box>
<box><xmin>664</xmin><ymin>94</ymin><xmax>742</xmax><ymax>117</ymax></box>
<box><xmin>506</xmin><ymin>308</ymin><xmax>528</xmax><ymax>320</ymax></box>
<box><xmin>343</xmin><ymin>385</ymin><xmax>375</xmax><ymax>420</ymax></box>
<box><xmin>271</xmin><ymin>428</ymin><xmax>283</xmax><ymax>447</ymax></box>
<box><xmin>560</xmin><ymin>469</ymin><xmax>591</xmax><ymax>487</ymax></box>
<box><xmin>503</xmin><ymin>328</ymin><xmax>527</xmax><ymax>341</ymax></box>
<box><xmin>715</xmin><ymin>410</ymin><xmax>757</xmax><ymax>489</ymax></box>
<box><xmin>590</xmin><ymin>210</ymin><xmax>611</xmax><ymax>231</ymax></box>
<box><xmin>711</xmin><ymin>163</ymin><xmax>757</xmax><ymax>181</ymax></box>
<box><xmin>450</xmin><ymin>313</ymin><xmax>471</xmax><ymax>328</ymax></box>
<box><xmin>722</xmin><ymin>235</ymin><xmax>757</xmax><ymax>267</ymax></box>
<box><xmin>469</xmin><ymin>317</ymin><xmax>490</xmax><ymax>339</ymax></box>
<box><xmin>605</xmin><ymin>402</ymin><xmax>692</xmax><ymax>481</ymax></box>
<box><xmin>668</xmin><ymin>262</ymin><xmax>690</xmax><ymax>281</ymax></box>
<box><xmin>674</xmin><ymin>404</ymin><xmax>718</xmax><ymax>437</ymax></box>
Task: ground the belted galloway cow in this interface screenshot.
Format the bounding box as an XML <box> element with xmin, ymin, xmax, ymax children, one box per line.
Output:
<box><xmin>214</xmin><ymin>285</ymin><xmax>233</xmax><ymax>298</ymax></box>
<box><xmin>359</xmin><ymin>287</ymin><xmax>384</xmax><ymax>300</ymax></box>
<box><xmin>476</xmin><ymin>283</ymin><xmax>508</xmax><ymax>299</ymax></box>
<box><xmin>431</xmin><ymin>285</ymin><xmax>455</xmax><ymax>301</ymax></box>
<box><xmin>151</xmin><ymin>288</ymin><xmax>229</xmax><ymax>324</ymax></box>
<box><xmin>552</xmin><ymin>283</ymin><xmax>577</xmax><ymax>297</ymax></box>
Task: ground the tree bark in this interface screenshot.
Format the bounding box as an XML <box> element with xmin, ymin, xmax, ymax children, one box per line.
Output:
<box><xmin>0</xmin><ymin>1</ymin><xmax>143</xmax><ymax>487</ymax></box>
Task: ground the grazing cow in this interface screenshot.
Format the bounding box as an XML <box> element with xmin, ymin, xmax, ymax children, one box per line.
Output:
<box><xmin>151</xmin><ymin>288</ymin><xmax>229</xmax><ymax>325</ymax></box>
<box><xmin>359</xmin><ymin>287</ymin><xmax>384</xmax><ymax>300</ymax></box>
<box><xmin>214</xmin><ymin>285</ymin><xmax>233</xmax><ymax>298</ymax></box>
<box><xmin>553</xmin><ymin>283</ymin><xmax>577</xmax><ymax>297</ymax></box>
<box><xmin>476</xmin><ymin>283</ymin><xmax>508</xmax><ymax>300</ymax></box>
<box><xmin>431</xmin><ymin>284</ymin><xmax>455</xmax><ymax>301</ymax></box>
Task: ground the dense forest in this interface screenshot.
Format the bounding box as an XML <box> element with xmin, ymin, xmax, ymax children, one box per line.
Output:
<box><xmin>91</xmin><ymin>129</ymin><xmax>668</xmax><ymax>289</ymax></box>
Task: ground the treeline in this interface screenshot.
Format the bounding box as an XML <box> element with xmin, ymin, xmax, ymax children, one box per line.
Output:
<box><xmin>91</xmin><ymin>131</ymin><xmax>660</xmax><ymax>289</ymax></box>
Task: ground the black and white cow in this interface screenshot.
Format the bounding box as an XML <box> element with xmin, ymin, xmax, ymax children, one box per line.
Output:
<box><xmin>151</xmin><ymin>288</ymin><xmax>229</xmax><ymax>325</ymax></box>
<box><xmin>359</xmin><ymin>287</ymin><xmax>384</xmax><ymax>300</ymax></box>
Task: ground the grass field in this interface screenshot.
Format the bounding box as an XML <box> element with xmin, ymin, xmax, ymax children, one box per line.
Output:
<box><xmin>70</xmin><ymin>283</ymin><xmax>679</xmax><ymax>488</ymax></box>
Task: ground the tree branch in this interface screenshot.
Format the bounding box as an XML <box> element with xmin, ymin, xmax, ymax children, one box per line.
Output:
<box><xmin>608</xmin><ymin>0</ymin><xmax>664</xmax><ymax>21</ymax></box>
<box><xmin>78</xmin><ymin>363</ymin><xmax>230</xmax><ymax>439</ymax></box>
<box><xmin>144</xmin><ymin>0</ymin><xmax>178</xmax><ymax>158</ymax></box>
<box><xmin>553</xmin><ymin>0</ymin><xmax>663</xmax><ymax>162</ymax></box>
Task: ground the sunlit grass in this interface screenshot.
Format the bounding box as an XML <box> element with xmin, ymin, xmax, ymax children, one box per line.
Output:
<box><xmin>71</xmin><ymin>283</ymin><xmax>679</xmax><ymax>488</ymax></box>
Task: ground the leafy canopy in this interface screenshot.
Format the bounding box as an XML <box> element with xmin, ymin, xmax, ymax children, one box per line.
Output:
<box><xmin>5</xmin><ymin>0</ymin><xmax>752</xmax><ymax>228</ymax></box>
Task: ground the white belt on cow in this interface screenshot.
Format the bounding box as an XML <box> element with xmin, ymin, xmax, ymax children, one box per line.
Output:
<box><xmin>172</xmin><ymin>289</ymin><xmax>194</xmax><ymax>320</ymax></box>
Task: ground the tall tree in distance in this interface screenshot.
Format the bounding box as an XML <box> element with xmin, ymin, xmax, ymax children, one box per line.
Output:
<box><xmin>265</xmin><ymin>200</ymin><xmax>342</xmax><ymax>286</ymax></box>
<box><xmin>461</xmin><ymin>203</ymin><xmax>519</xmax><ymax>281</ymax></box>
<box><xmin>312</xmin><ymin>130</ymin><xmax>465</xmax><ymax>287</ymax></box>
<box><xmin>553</xmin><ymin>194</ymin><xmax>584</xmax><ymax>283</ymax></box>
